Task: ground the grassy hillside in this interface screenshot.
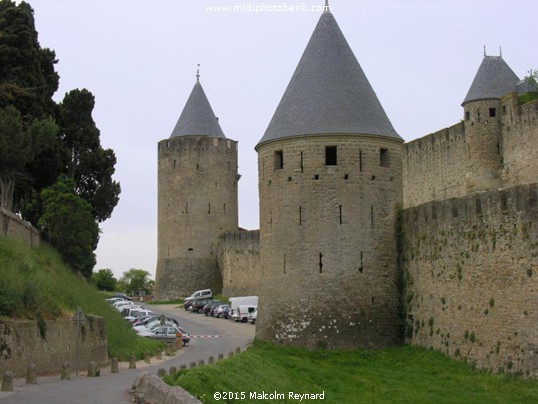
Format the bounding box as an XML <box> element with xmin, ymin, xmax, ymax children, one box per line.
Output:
<box><xmin>0</xmin><ymin>236</ymin><xmax>162</xmax><ymax>360</ymax></box>
<box><xmin>166</xmin><ymin>341</ymin><xmax>538</xmax><ymax>403</ymax></box>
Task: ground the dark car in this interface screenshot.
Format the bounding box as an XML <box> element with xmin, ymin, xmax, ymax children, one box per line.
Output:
<box><xmin>191</xmin><ymin>298</ymin><xmax>212</xmax><ymax>314</ymax></box>
<box><xmin>112</xmin><ymin>293</ymin><xmax>131</xmax><ymax>301</ymax></box>
<box><xmin>184</xmin><ymin>298</ymin><xmax>194</xmax><ymax>311</ymax></box>
<box><xmin>203</xmin><ymin>300</ymin><xmax>221</xmax><ymax>316</ymax></box>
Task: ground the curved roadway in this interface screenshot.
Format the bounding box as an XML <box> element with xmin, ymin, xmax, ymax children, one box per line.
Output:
<box><xmin>0</xmin><ymin>304</ymin><xmax>255</xmax><ymax>403</ymax></box>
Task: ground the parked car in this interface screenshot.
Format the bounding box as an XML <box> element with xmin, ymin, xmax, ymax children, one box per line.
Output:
<box><xmin>185</xmin><ymin>289</ymin><xmax>212</xmax><ymax>300</ymax></box>
<box><xmin>214</xmin><ymin>304</ymin><xmax>229</xmax><ymax>319</ymax></box>
<box><xmin>229</xmin><ymin>296</ymin><xmax>258</xmax><ymax>319</ymax></box>
<box><xmin>191</xmin><ymin>298</ymin><xmax>212</xmax><ymax>314</ymax></box>
<box><xmin>137</xmin><ymin>324</ymin><xmax>190</xmax><ymax>346</ymax></box>
<box><xmin>112</xmin><ymin>293</ymin><xmax>131</xmax><ymax>301</ymax></box>
<box><xmin>125</xmin><ymin>309</ymin><xmax>155</xmax><ymax>323</ymax></box>
<box><xmin>183</xmin><ymin>299</ymin><xmax>195</xmax><ymax>311</ymax></box>
<box><xmin>203</xmin><ymin>300</ymin><xmax>221</xmax><ymax>316</ymax></box>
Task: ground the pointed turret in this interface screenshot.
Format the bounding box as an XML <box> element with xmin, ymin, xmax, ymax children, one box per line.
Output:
<box><xmin>462</xmin><ymin>55</ymin><xmax>519</xmax><ymax>106</ymax></box>
<box><xmin>257</xmin><ymin>10</ymin><xmax>399</xmax><ymax>148</ymax></box>
<box><xmin>170</xmin><ymin>74</ymin><xmax>225</xmax><ymax>138</ymax></box>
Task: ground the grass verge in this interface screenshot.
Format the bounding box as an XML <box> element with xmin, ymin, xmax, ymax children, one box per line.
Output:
<box><xmin>0</xmin><ymin>236</ymin><xmax>163</xmax><ymax>360</ymax></box>
<box><xmin>165</xmin><ymin>340</ymin><xmax>538</xmax><ymax>403</ymax></box>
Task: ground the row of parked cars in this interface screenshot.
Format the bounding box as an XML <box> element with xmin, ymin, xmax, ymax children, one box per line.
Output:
<box><xmin>183</xmin><ymin>289</ymin><xmax>258</xmax><ymax>324</ymax></box>
<box><xmin>106</xmin><ymin>293</ymin><xmax>190</xmax><ymax>346</ymax></box>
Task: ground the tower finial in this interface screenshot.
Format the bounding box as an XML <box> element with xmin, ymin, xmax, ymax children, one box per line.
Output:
<box><xmin>324</xmin><ymin>0</ymin><xmax>330</xmax><ymax>13</ymax></box>
<box><xmin>196</xmin><ymin>64</ymin><xmax>200</xmax><ymax>82</ymax></box>
<box><xmin>483</xmin><ymin>45</ymin><xmax>486</xmax><ymax>57</ymax></box>
<box><xmin>499</xmin><ymin>46</ymin><xmax>502</xmax><ymax>57</ymax></box>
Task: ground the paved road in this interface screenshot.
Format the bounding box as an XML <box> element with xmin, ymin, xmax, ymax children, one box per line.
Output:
<box><xmin>0</xmin><ymin>304</ymin><xmax>255</xmax><ymax>403</ymax></box>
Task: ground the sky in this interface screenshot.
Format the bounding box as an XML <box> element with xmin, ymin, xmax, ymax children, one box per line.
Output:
<box><xmin>27</xmin><ymin>0</ymin><xmax>537</xmax><ymax>279</ymax></box>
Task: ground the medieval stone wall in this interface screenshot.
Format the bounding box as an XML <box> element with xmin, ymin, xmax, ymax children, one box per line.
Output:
<box><xmin>501</xmin><ymin>98</ymin><xmax>538</xmax><ymax>187</ymax></box>
<box><xmin>0</xmin><ymin>207</ymin><xmax>40</xmax><ymax>248</ymax></box>
<box><xmin>404</xmin><ymin>98</ymin><xmax>538</xmax><ymax>209</ymax></box>
<box><xmin>0</xmin><ymin>315</ymin><xmax>108</xmax><ymax>377</ymax></box>
<box><xmin>402</xmin><ymin>183</ymin><xmax>538</xmax><ymax>376</ymax></box>
<box><xmin>219</xmin><ymin>230</ymin><xmax>261</xmax><ymax>297</ymax></box>
<box><xmin>256</xmin><ymin>135</ymin><xmax>403</xmax><ymax>349</ymax></box>
<box><xmin>403</xmin><ymin>123</ymin><xmax>467</xmax><ymax>208</ymax></box>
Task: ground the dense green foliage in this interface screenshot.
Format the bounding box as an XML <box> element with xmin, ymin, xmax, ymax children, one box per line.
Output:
<box><xmin>0</xmin><ymin>236</ymin><xmax>162</xmax><ymax>359</ymax></box>
<box><xmin>166</xmin><ymin>341</ymin><xmax>538</xmax><ymax>403</ymax></box>
<box><xmin>38</xmin><ymin>177</ymin><xmax>99</xmax><ymax>279</ymax></box>
<box><xmin>0</xmin><ymin>0</ymin><xmax>120</xmax><ymax>278</ymax></box>
<box><xmin>117</xmin><ymin>268</ymin><xmax>154</xmax><ymax>295</ymax></box>
<box><xmin>91</xmin><ymin>268</ymin><xmax>118</xmax><ymax>291</ymax></box>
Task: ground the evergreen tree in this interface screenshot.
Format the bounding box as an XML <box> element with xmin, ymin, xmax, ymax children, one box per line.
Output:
<box><xmin>38</xmin><ymin>176</ymin><xmax>99</xmax><ymax>279</ymax></box>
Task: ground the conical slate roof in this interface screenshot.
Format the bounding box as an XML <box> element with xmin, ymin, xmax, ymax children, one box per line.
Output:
<box><xmin>257</xmin><ymin>10</ymin><xmax>400</xmax><ymax>148</ymax></box>
<box><xmin>462</xmin><ymin>55</ymin><xmax>520</xmax><ymax>106</ymax></box>
<box><xmin>170</xmin><ymin>78</ymin><xmax>225</xmax><ymax>138</ymax></box>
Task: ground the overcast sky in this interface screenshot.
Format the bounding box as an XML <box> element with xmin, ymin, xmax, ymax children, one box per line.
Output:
<box><xmin>28</xmin><ymin>0</ymin><xmax>536</xmax><ymax>279</ymax></box>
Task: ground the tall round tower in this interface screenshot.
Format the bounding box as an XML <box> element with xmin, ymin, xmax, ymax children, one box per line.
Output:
<box><xmin>462</xmin><ymin>54</ymin><xmax>519</xmax><ymax>193</ymax></box>
<box><xmin>255</xmin><ymin>9</ymin><xmax>403</xmax><ymax>349</ymax></box>
<box><xmin>155</xmin><ymin>73</ymin><xmax>238</xmax><ymax>299</ymax></box>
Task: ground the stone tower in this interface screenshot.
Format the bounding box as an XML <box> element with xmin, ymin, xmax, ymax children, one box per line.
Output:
<box><xmin>155</xmin><ymin>73</ymin><xmax>239</xmax><ymax>299</ymax></box>
<box><xmin>255</xmin><ymin>9</ymin><xmax>404</xmax><ymax>349</ymax></box>
<box><xmin>462</xmin><ymin>54</ymin><xmax>519</xmax><ymax>193</ymax></box>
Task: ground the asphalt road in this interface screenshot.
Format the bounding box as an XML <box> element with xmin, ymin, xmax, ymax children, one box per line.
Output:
<box><xmin>0</xmin><ymin>304</ymin><xmax>255</xmax><ymax>403</ymax></box>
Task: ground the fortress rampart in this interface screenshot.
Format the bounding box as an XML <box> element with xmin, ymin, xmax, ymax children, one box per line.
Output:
<box><xmin>218</xmin><ymin>230</ymin><xmax>261</xmax><ymax>297</ymax></box>
<box><xmin>401</xmin><ymin>183</ymin><xmax>538</xmax><ymax>376</ymax></box>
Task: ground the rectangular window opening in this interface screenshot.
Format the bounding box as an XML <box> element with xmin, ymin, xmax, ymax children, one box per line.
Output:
<box><xmin>359</xmin><ymin>151</ymin><xmax>363</xmax><ymax>172</ymax></box>
<box><xmin>489</xmin><ymin>108</ymin><xmax>496</xmax><ymax>118</ymax></box>
<box><xmin>359</xmin><ymin>252</ymin><xmax>364</xmax><ymax>273</ymax></box>
<box><xmin>465</xmin><ymin>111</ymin><xmax>470</xmax><ymax>121</ymax></box>
<box><xmin>299</xmin><ymin>206</ymin><xmax>302</xmax><ymax>226</ymax></box>
<box><xmin>300</xmin><ymin>152</ymin><xmax>304</xmax><ymax>173</ymax></box>
<box><xmin>208</xmin><ymin>203</ymin><xmax>211</xmax><ymax>214</ymax></box>
<box><xmin>380</xmin><ymin>148</ymin><xmax>389</xmax><ymax>167</ymax></box>
<box><xmin>274</xmin><ymin>150</ymin><xmax>284</xmax><ymax>170</ymax></box>
<box><xmin>319</xmin><ymin>253</ymin><xmax>323</xmax><ymax>274</ymax></box>
<box><xmin>370</xmin><ymin>206</ymin><xmax>374</xmax><ymax>226</ymax></box>
<box><xmin>339</xmin><ymin>205</ymin><xmax>343</xmax><ymax>225</ymax></box>
<box><xmin>325</xmin><ymin>146</ymin><xmax>337</xmax><ymax>166</ymax></box>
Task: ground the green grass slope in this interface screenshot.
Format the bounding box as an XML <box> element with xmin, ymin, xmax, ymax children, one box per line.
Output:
<box><xmin>0</xmin><ymin>236</ymin><xmax>162</xmax><ymax>360</ymax></box>
<box><xmin>166</xmin><ymin>341</ymin><xmax>538</xmax><ymax>403</ymax></box>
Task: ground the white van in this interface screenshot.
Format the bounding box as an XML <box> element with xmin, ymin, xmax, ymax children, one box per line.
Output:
<box><xmin>229</xmin><ymin>296</ymin><xmax>258</xmax><ymax>318</ymax></box>
<box><xmin>232</xmin><ymin>305</ymin><xmax>257</xmax><ymax>323</ymax></box>
<box><xmin>186</xmin><ymin>289</ymin><xmax>213</xmax><ymax>300</ymax></box>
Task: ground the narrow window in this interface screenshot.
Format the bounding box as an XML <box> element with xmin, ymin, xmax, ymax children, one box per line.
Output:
<box><xmin>370</xmin><ymin>206</ymin><xmax>374</xmax><ymax>226</ymax></box>
<box><xmin>274</xmin><ymin>150</ymin><xmax>283</xmax><ymax>170</ymax></box>
<box><xmin>339</xmin><ymin>205</ymin><xmax>343</xmax><ymax>225</ymax></box>
<box><xmin>465</xmin><ymin>111</ymin><xmax>470</xmax><ymax>121</ymax></box>
<box><xmin>380</xmin><ymin>148</ymin><xmax>389</xmax><ymax>167</ymax></box>
<box><xmin>319</xmin><ymin>253</ymin><xmax>323</xmax><ymax>274</ymax></box>
<box><xmin>228</xmin><ymin>161</ymin><xmax>231</xmax><ymax>171</ymax></box>
<box><xmin>359</xmin><ymin>252</ymin><xmax>364</xmax><ymax>273</ymax></box>
<box><xmin>208</xmin><ymin>203</ymin><xmax>211</xmax><ymax>214</ymax></box>
<box><xmin>314</xmin><ymin>174</ymin><xmax>319</xmax><ymax>180</ymax></box>
<box><xmin>185</xmin><ymin>203</ymin><xmax>188</xmax><ymax>214</ymax></box>
<box><xmin>359</xmin><ymin>151</ymin><xmax>363</xmax><ymax>172</ymax></box>
<box><xmin>196</xmin><ymin>163</ymin><xmax>199</xmax><ymax>170</ymax></box>
<box><xmin>344</xmin><ymin>174</ymin><xmax>349</xmax><ymax>180</ymax></box>
<box><xmin>489</xmin><ymin>108</ymin><xmax>496</xmax><ymax>118</ymax></box>
<box><xmin>477</xmin><ymin>108</ymin><xmax>481</xmax><ymax>122</ymax></box>
<box><xmin>173</xmin><ymin>160</ymin><xmax>177</xmax><ymax>168</ymax></box>
<box><xmin>300</xmin><ymin>152</ymin><xmax>304</xmax><ymax>173</ymax></box>
<box><xmin>502</xmin><ymin>105</ymin><xmax>507</xmax><ymax>115</ymax></box>
<box><xmin>223</xmin><ymin>203</ymin><xmax>226</xmax><ymax>212</ymax></box>
<box><xmin>299</xmin><ymin>206</ymin><xmax>302</xmax><ymax>226</ymax></box>
<box><xmin>325</xmin><ymin>146</ymin><xmax>337</xmax><ymax>165</ymax></box>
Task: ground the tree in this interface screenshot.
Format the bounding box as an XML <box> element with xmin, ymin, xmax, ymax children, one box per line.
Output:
<box><xmin>0</xmin><ymin>1</ymin><xmax>58</xmax><ymax>121</ymax></box>
<box><xmin>118</xmin><ymin>269</ymin><xmax>153</xmax><ymax>295</ymax></box>
<box><xmin>38</xmin><ymin>176</ymin><xmax>99</xmax><ymax>279</ymax></box>
<box><xmin>58</xmin><ymin>89</ymin><xmax>121</xmax><ymax>222</ymax></box>
<box><xmin>0</xmin><ymin>106</ymin><xmax>30</xmax><ymax>211</ymax></box>
<box><xmin>91</xmin><ymin>268</ymin><xmax>117</xmax><ymax>291</ymax></box>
